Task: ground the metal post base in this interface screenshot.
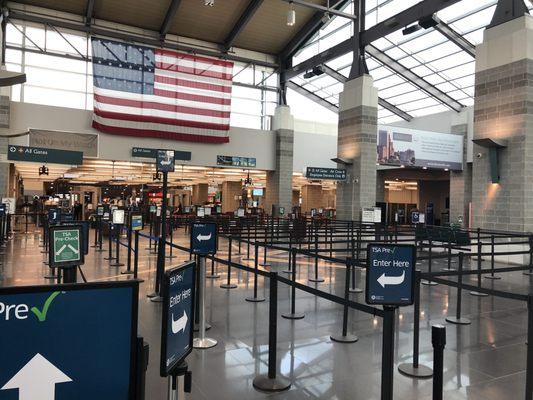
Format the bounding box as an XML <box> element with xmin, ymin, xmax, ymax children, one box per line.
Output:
<box><xmin>484</xmin><ymin>275</ymin><xmax>501</xmax><ymax>280</ymax></box>
<box><xmin>445</xmin><ymin>316</ymin><xmax>471</xmax><ymax>325</ymax></box>
<box><xmin>441</xmin><ymin>268</ymin><xmax>456</xmax><ymax>272</ymax></box>
<box><xmin>206</xmin><ymin>274</ymin><xmax>220</xmax><ymax>279</ymax></box>
<box><xmin>421</xmin><ymin>280</ymin><xmax>438</xmax><ymax>286</ymax></box>
<box><xmin>109</xmin><ymin>262</ymin><xmax>125</xmax><ymax>267</ymax></box>
<box><xmin>245</xmin><ymin>296</ymin><xmax>265</xmax><ymax>303</ymax></box>
<box><xmin>120</xmin><ymin>270</ymin><xmax>134</xmax><ymax>275</ymax></box>
<box><xmin>330</xmin><ymin>334</ymin><xmax>358</xmax><ymax>343</ymax></box>
<box><xmin>252</xmin><ymin>375</ymin><xmax>291</xmax><ymax>393</ymax></box>
<box><xmin>194</xmin><ymin>323</ymin><xmax>211</xmax><ymax>332</ymax></box>
<box><xmin>220</xmin><ymin>283</ymin><xmax>237</xmax><ymax>289</ymax></box>
<box><xmin>259</xmin><ymin>263</ymin><xmax>271</xmax><ymax>267</ymax></box>
<box><xmin>469</xmin><ymin>291</ymin><xmax>489</xmax><ymax>297</ymax></box>
<box><xmin>241</xmin><ymin>258</ymin><xmax>254</xmax><ymax>262</ymax></box>
<box><xmin>150</xmin><ymin>295</ymin><xmax>164</xmax><ymax>303</ymax></box>
<box><xmin>282</xmin><ymin>313</ymin><xmax>305</xmax><ymax>320</ymax></box>
<box><xmin>281</xmin><ymin>269</ymin><xmax>292</xmax><ymax>274</ymax></box>
<box><xmin>166</xmin><ymin>255</ymin><xmax>177</xmax><ymax>259</ymax></box>
<box><xmin>44</xmin><ymin>274</ymin><xmax>57</xmax><ymax>280</ymax></box>
<box><xmin>397</xmin><ymin>363</ymin><xmax>433</xmax><ymax>378</ymax></box>
<box><xmin>104</xmin><ymin>257</ymin><xmax>116</xmax><ymax>261</ymax></box>
<box><xmin>308</xmin><ymin>277</ymin><xmax>325</xmax><ymax>283</ymax></box>
<box><xmin>349</xmin><ymin>287</ymin><xmax>363</xmax><ymax>294</ymax></box>
<box><xmin>524</xmin><ymin>271</ymin><xmax>533</xmax><ymax>276</ymax></box>
<box><xmin>147</xmin><ymin>292</ymin><xmax>157</xmax><ymax>298</ymax></box>
<box><xmin>193</xmin><ymin>337</ymin><xmax>217</xmax><ymax>349</ymax></box>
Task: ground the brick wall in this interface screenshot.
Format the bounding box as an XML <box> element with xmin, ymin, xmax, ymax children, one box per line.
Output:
<box><xmin>449</xmin><ymin>124</ymin><xmax>471</xmax><ymax>226</ymax></box>
<box><xmin>265</xmin><ymin>128</ymin><xmax>294</xmax><ymax>214</ymax></box>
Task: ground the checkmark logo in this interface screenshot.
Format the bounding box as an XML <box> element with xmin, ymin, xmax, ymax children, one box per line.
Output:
<box><xmin>30</xmin><ymin>291</ymin><xmax>61</xmax><ymax>322</ymax></box>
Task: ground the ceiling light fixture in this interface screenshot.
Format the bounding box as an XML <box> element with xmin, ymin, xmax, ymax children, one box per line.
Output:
<box><xmin>287</xmin><ymin>1</ymin><xmax>296</xmax><ymax>26</ymax></box>
<box><xmin>204</xmin><ymin>0</ymin><xmax>214</xmax><ymax>6</ymax></box>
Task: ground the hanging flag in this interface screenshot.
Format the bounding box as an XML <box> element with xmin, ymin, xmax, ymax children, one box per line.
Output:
<box><xmin>91</xmin><ymin>38</ymin><xmax>233</xmax><ymax>144</ymax></box>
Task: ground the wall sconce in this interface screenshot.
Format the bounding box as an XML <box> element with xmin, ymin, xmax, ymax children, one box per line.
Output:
<box><xmin>472</xmin><ymin>138</ymin><xmax>508</xmax><ymax>184</ymax></box>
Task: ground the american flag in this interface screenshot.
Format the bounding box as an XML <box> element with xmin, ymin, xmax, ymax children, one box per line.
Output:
<box><xmin>91</xmin><ymin>38</ymin><xmax>233</xmax><ymax>144</ymax></box>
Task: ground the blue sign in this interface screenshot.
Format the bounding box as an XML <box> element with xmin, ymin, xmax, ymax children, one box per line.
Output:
<box><xmin>412</xmin><ymin>211</ymin><xmax>420</xmax><ymax>224</ymax></box>
<box><xmin>160</xmin><ymin>261</ymin><xmax>196</xmax><ymax>377</ymax></box>
<box><xmin>190</xmin><ymin>223</ymin><xmax>217</xmax><ymax>255</ymax></box>
<box><xmin>48</xmin><ymin>209</ymin><xmax>60</xmax><ymax>225</ymax></box>
<box><xmin>156</xmin><ymin>150</ymin><xmax>175</xmax><ymax>173</ymax></box>
<box><xmin>0</xmin><ymin>281</ymin><xmax>138</xmax><ymax>400</ymax></box>
<box><xmin>0</xmin><ymin>204</ymin><xmax>6</xmax><ymax>216</ymax></box>
<box><xmin>366</xmin><ymin>244</ymin><xmax>416</xmax><ymax>307</ymax></box>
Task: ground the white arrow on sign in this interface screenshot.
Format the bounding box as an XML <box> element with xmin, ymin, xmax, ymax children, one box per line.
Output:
<box><xmin>377</xmin><ymin>270</ymin><xmax>406</xmax><ymax>288</ymax></box>
<box><xmin>196</xmin><ymin>233</ymin><xmax>212</xmax><ymax>242</ymax></box>
<box><xmin>67</xmin><ymin>244</ymin><xmax>79</xmax><ymax>255</ymax></box>
<box><xmin>1</xmin><ymin>353</ymin><xmax>72</xmax><ymax>400</ymax></box>
<box><xmin>172</xmin><ymin>310</ymin><xmax>188</xmax><ymax>334</ymax></box>
<box><xmin>55</xmin><ymin>245</ymin><xmax>67</xmax><ymax>256</ymax></box>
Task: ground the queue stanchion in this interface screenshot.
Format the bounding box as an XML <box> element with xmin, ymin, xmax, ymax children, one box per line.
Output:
<box><xmin>446</xmin><ymin>253</ymin><xmax>471</xmax><ymax>325</ymax></box>
<box><xmin>282</xmin><ymin>248</ymin><xmax>304</xmax><ymax>320</ymax></box>
<box><xmin>253</xmin><ymin>271</ymin><xmax>291</xmax><ymax>392</ymax></box>
<box><xmin>206</xmin><ymin>256</ymin><xmax>220</xmax><ymax>279</ymax></box>
<box><xmin>470</xmin><ymin>232</ymin><xmax>488</xmax><ymax>297</ymax></box>
<box><xmin>330</xmin><ymin>258</ymin><xmax>358</xmax><ymax>343</ymax></box>
<box><xmin>110</xmin><ymin>225</ymin><xmax>125</xmax><ymax>267</ymax></box>
<box><xmin>282</xmin><ymin>236</ymin><xmax>293</xmax><ymax>274</ymax></box>
<box><xmin>104</xmin><ymin>223</ymin><xmax>116</xmax><ymax>261</ymax></box>
<box><xmin>121</xmin><ymin>222</ymin><xmax>134</xmax><ymax>275</ymax></box>
<box><xmin>349</xmin><ymin>235</ymin><xmax>363</xmax><ymax>293</ymax></box>
<box><xmin>245</xmin><ymin>243</ymin><xmax>265</xmax><ymax>303</ymax></box>
<box><xmin>398</xmin><ymin>271</ymin><xmax>433</xmax><ymax>378</ymax></box>
<box><xmin>242</xmin><ymin>224</ymin><xmax>253</xmax><ymax>261</ymax></box>
<box><xmin>422</xmin><ymin>239</ymin><xmax>438</xmax><ymax>286</ymax></box>
<box><xmin>431</xmin><ymin>325</ymin><xmax>446</xmax><ymax>400</ymax></box>
<box><xmin>220</xmin><ymin>236</ymin><xmax>237</xmax><ymax>289</ymax></box>
<box><xmin>260</xmin><ymin>225</ymin><xmax>271</xmax><ymax>267</ymax></box>
<box><xmin>309</xmin><ymin>230</ymin><xmax>324</xmax><ymax>283</ymax></box>
<box><xmin>166</xmin><ymin>218</ymin><xmax>176</xmax><ymax>260</ymax></box>
<box><xmin>381</xmin><ymin>306</ymin><xmax>396</xmax><ymax>400</ymax></box>
<box><xmin>526</xmin><ymin>236</ymin><xmax>533</xmax><ymax>276</ymax></box>
<box><xmin>526</xmin><ymin>295</ymin><xmax>533</xmax><ymax>400</ymax></box>
<box><xmin>442</xmin><ymin>239</ymin><xmax>455</xmax><ymax>271</ymax></box>
<box><xmin>485</xmin><ymin>234</ymin><xmax>501</xmax><ymax>280</ymax></box>
<box><xmin>91</xmin><ymin>215</ymin><xmax>99</xmax><ymax>248</ymax></box>
<box><xmin>95</xmin><ymin>215</ymin><xmax>105</xmax><ymax>252</ymax></box>
<box><xmin>134</xmin><ymin>230</ymin><xmax>140</xmax><ymax>279</ymax></box>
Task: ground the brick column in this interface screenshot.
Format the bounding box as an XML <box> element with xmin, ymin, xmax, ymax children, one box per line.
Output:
<box><xmin>300</xmin><ymin>184</ymin><xmax>322</xmax><ymax>213</ymax></box>
<box><xmin>221</xmin><ymin>181</ymin><xmax>241</xmax><ymax>213</ymax></box>
<box><xmin>0</xmin><ymin>95</ymin><xmax>11</xmax><ymax>198</ymax></box>
<box><xmin>449</xmin><ymin>123</ymin><xmax>471</xmax><ymax>226</ymax></box>
<box><xmin>472</xmin><ymin>15</ymin><xmax>533</xmax><ymax>232</ymax></box>
<box><xmin>265</xmin><ymin>106</ymin><xmax>294</xmax><ymax>215</ymax></box>
<box><xmin>192</xmin><ymin>183</ymin><xmax>208</xmax><ymax>205</ymax></box>
<box><xmin>335</xmin><ymin>75</ymin><xmax>378</xmax><ymax>220</ymax></box>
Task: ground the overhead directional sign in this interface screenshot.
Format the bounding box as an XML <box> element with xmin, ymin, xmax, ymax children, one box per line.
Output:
<box><xmin>190</xmin><ymin>222</ymin><xmax>217</xmax><ymax>255</ymax></box>
<box><xmin>160</xmin><ymin>261</ymin><xmax>196</xmax><ymax>377</ymax></box>
<box><xmin>8</xmin><ymin>145</ymin><xmax>83</xmax><ymax>165</ymax></box>
<box><xmin>0</xmin><ymin>281</ymin><xmax>139</xmax><ymax>400</ymax></box>
<box><xmin>366</xmin><ymin>244</ymin><xmax>416</xmax><ymax>307</ymax></box>
<box><xmin>49</xmin><ymin>226</ymin><xmax>84</xmax><ymax>268</ymax></box>
<box><xmin>305</xmin><ymin>167</ymin><xmax>346</xmax><ymax>180</ymax></box>
<box><xmin>132</xmin><ymin>147</ymin><xmax>191</xmax><ymax>161</ymax></box>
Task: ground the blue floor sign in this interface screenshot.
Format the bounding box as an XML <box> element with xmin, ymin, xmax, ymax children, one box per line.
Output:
<box><xmin>0</xmin><ymin>281</ymin><xmax>138</xmax><ymax>400</ymax></box>
<box><xmin>190</xmin><ymin>222</ymin><xmax>217</xmax><ymax>255</ymax></box>
<box><xmin>161</xmin><ymin>261</ymin><xmax>196</xmax><ymax>377</ymax></box>
<box><xmin>365</xmin><ymin>244</ymin><xmax>416</xmax><ymax>306</ymax></box>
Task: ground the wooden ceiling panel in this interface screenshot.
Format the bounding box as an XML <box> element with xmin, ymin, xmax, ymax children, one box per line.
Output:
<box><xmin>168</xmin><ymin>0</ymin><xmax>250</xmax><ymax>44</ymax></box>
<box><xmin>94</xmin><ymin>0</ymin><xmax>169</xmax><ymax>32</ymax></box>
<box><xmin>14</xmin><ymin>0</ymin><xmax>87</xmax><ymax>15</ymax></box>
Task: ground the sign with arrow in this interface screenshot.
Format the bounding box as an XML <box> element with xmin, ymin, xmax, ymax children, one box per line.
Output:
<box><xmin>0</xmin><ymin>281</ymin><xmax>139</xmax><ymax>400</ymax></box>
<box><xmin>161</xmin><ymin>261</ymin><xmax>196</xmax><ymax>377</ymax></box>
<box><xmin>48</xmin><ymin>226</ymin><xmax>84</xmax><ymax>268</ymax></box>
<box><xmin>365</xmin><ymin>244</ymin><xmax>416</xmax><ymax>306</ymax></box>
<box><xmin>190</xmin><ymin>222</ymin><xmax>217</xmax><ymax>255</ymax></box>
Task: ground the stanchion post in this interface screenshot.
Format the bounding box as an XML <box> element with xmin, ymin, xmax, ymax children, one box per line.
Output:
<box><xmin>422</xmin><ymin>240</ymin><xmax>438</xmax><ymax>286</ymax></box>
<box><xmin>381</xmin><ymin>306</ymin><xmax>396</xmax><ymax>400</ymax></box>
<box><xmin>486</xmin><ymin>234</ymin><xmax>501</xmax><ymax>280</ymax></box>
<box><xmin>330</xmin><ymin>259</ymin><xmax>358</xmax><ymax>343</ymax></box>
<box><xmin>134</xmin><ymin>230</ymin><xmax>139</xmax><ymax>279</ymax></box>
<box><xmin>431</xmin><ymin>325</ymin><xmax>446</xmax><ymax>400</ymax></box>
<box><xmin>471</xmin><ymin>231</ymin><xmax>488</xmax><ymax>297</ymax></box>
<box><xmin>309</xmin><ymin>229</ymin><xmax>324</xmax><ymax>283</ymax></box>
<box><xmin>446</xmin><ymin>253</ymin><xmax>471</xmax><ymax>325</ymax></box>
<box><xmin>526</xmin><ymin>295</ymin><xmax>533</xmax><ymax>400</ymax></box>
<box><xmin>245</xmin><ymin>244</ymin><xmax>265</xmax><ymax>302</ymax></box>
<box><xmin>282</xmin><ymin>248</ymin><xmax>304</xmax><ymax>320</ymax></box>
<box><xmin>193</xmin><ymin>256</ymin><xmax>217</xmax><ymax>349</ymax></box>
<box><xmin>220</xmin><ymin>236</ymin><xmax>237</xmax><ymax>289</ymax></box>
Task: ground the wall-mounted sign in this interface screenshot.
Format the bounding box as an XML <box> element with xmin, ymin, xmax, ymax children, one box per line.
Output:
<box><xmin>160</xmin><ymin>261</ymin><xmax>196</xmax><ymax>377</ymax></box>
<box><xmin>8</xmin><ymin>145</ymin><xmax>83</xmax><ymax>165</ymax></box>
<box><xmin>0</xmin><ymin>281</ymin><xmax>139</xmax><ymax>400</ymax></box>
<box><xmin>156</xmin><ymin>150</ymin><xmax>175</xmax><ymax>173</ymax></box>
<box><xmin>366</xmin><ymin>244</ymin><xmax>416</xmax><ymax>307</ymax></box>
<box><xmin>30</xmin><ymin>130</ymin><xmax>98</xmax><ymax>158</ymax></box>
<box><xmin>377</xmin><ymin>126</ymin><xmax>463</xmax><ymax>171</ymax></box>
<box><xmin>217</xmin><ymin>155</ymin><xmax>256</xmax><ymax>168</ymax></box>
<box><xmin>132</xmin><ymin>147</ymin><xmax>191</xmax><ymax>161</ymax></box>
<box><xmin>305</xmin><ymin>167</ymin><xmax>346</xmax><ymax>180</ymax></box>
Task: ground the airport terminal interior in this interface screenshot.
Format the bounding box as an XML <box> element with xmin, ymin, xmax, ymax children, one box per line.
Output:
<box><xmin>2</xmin><ymin>0</ymin><xmax>533</xmax><ymax>399</ymax></box>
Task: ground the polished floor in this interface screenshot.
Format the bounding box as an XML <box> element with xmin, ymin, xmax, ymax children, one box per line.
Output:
<box><xmin>0</xmin><ymin>225</ymin><xmax>531</xmax><ymax>400</ymax></box>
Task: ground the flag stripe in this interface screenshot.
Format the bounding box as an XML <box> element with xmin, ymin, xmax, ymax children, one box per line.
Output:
<box><xmin>157</xmin><ymin>48</ymin><xmax>233</xmax><ymax>68</ymax></box>
<box><xmin>153</xmin><ymin>88</ymin><xmax>231</xmax><ymax>105</ymax></box>
<box><xmin>154</xmin><ymin>74</ymin><xmax>232</xmax><ymax>93</ymax></box>
<box><xmin>156</xmin><ymin>61</ymin><xmax>232</xmax><ymax>81</ymax></box>
<box><xmin>155</xmin><ymin>54</ymin><xmax>233</xmax><ymax>77</ymax></box>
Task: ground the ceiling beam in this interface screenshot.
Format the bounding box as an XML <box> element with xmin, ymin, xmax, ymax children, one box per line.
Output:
<box><xmin>222</xmin><ymin>0</ymin><xmax>264</xmax><ymax>51</ymax></box>
<box><xmin>286</xmin><ymin>81</ymin><xmax>338</xmax><ymax>113</ymax></box>
<box><xmin>84</xmin><ymin>0</ymin><xmax>95</xmax><ymax>27</ymax></box>
<box><xmin>488</xmin><ymin>0</ymin><xmax>529</xmax><ymax>29</ymax></box>
<box><xmin>280</xmin><ymin>0</ymin><xmax>350</xmax><ymax>59</ymax></box>
<box><xmin>320</xmin><ymin>64</ymin><xmax>413</xmax><ymax>121</ymax></box>
<box><xmin>366</xmin><ymin>44</ymin><xmax>464</xmax><ymax>112</ymax></box>
<box><xmin>8</xmin><ymin>10</ymin><xmax>278</xmax><ymax>69</ymax></box>
<box><xmin>284</xmin><ymin>0</ymin><xmax>463</xmax><ymax>80</ymax></box>
<box><xmin>434</xmin><ymin>17</ymin><xmax>476</xmax><ymax>57</ymax></box>
<box><xmin>160</xmin><ymin>0</ymin><xmax>182</xmax><ymax>39</ymax></box>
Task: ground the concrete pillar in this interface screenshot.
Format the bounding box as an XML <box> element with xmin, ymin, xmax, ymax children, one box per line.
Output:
<box><xmin>300</xmin><ymin>184</ymin><xmax>322</xmax><ymax>213</ymax></box>
<box><xmin>192</xmin><ymin>183</ymin><xmax>208</xmax><ymax>205</ymax></box>
<box><xmin>449</xmin><ymin>123</ymin><xmax>472</xmax><ymax>226</ymax></box>
<box><xmin>472</xmin><ymin>15</ymin><xmax>533</xmax><ymax>231</ymax></box>
<box><xmin>335</xmin><ymin>75</ymin><xmax>378</xmax><ymax>220</ymax></box>
<box><xmin>265</xmin><ymin>106</ymin><xmax>294</xmax><ymax>215</ymax></box>
<box><xmin>221</xmin><ymin>181</ymin><xmax>241</xmax><ymax>213</ymax></box>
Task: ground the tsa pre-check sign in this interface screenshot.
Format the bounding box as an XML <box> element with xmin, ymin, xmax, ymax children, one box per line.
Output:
<box><xmin>0</xmin><ymin>281</ymin><xmax>139</xmax><ymax>400</ymax></box>
<box><xmin>161</xmin><ymin>261</ymin><xmax>196</xmax><ymax>377</ymax></box>
<box><xmin>49</xmin><ymin>225</ymin><xmax>84</xmax><ymax>268</ymax></box>
<box><xmin>366</xmin><ymin>244</ymin><xmax>416</xmax><ymax>307</ymax></box>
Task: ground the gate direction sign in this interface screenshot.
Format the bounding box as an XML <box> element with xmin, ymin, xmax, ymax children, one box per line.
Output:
<box><xmin>49</xmin><ymin>225</ymin><xmax>84</xmax><ymax>268</ymax></box>
<box><xmin>156</xmin><ymin>150</ymin><xmax>175</xmax><ymax>173</ymax></box>
<box><xmin>190</xmin><ymin>222</ymin><xmax>217</xmax><ymax>255</ymax></box>
<box><xmin>0</xmin><ymin>281</ymin><xmax>139</xmax><ymax>400</ymax></box>
<box><xmin>160</xmin><ymin>261</ymin><xmax>196</xmax><ymax>377</ymax></box>
<box><xmin>305</xmin><ymin>167</ymin><xmax>346</xmax><ymax>180</ymax></box>
<box><xmin>366</xmin><ymin>244</ymin><xmax>416</xmax><ymax>307</ymax></box>
<box><xmin>8</xmin><ymin>145</ymin><xmax>83</xmax><ymax>165</ymax></box>
<box><xmin>132</xmin><ymin>147</ymin><xmax>191</xmax><ymax>161</ymax></box>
